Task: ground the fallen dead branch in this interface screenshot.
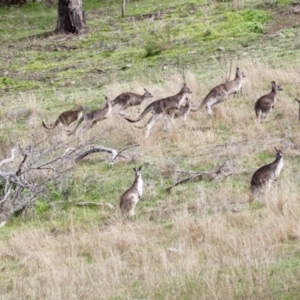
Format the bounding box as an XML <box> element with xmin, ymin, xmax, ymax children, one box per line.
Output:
<box><xmin>74</xmin><ymin>144</ymin><xmax>140</xmax><ymax>166</ymax></box>
<box><xmin>166</xmin><ymin>162</ymin><xmax>234</xmax><ymax>191</ymax></box>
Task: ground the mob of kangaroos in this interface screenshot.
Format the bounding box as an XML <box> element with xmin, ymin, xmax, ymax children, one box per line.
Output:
<box><xmin>120</xmin><ymin>166</ymin><xmax>143</xmax><ymax>217</ymax></box>
<box><xmin>191</xmin><ymin>67</ymin><xmax>246</xmax><ymax>115</ymax></box>
<box><xmin>67</xmin><ymin>96</ymin><xmax>113</xmax><ymax>136</ymax></box>
<box><xmin>250</xmin><ymin>147</ymin><xmax>284</xmax><ymax>201</ymax></box>
<box><xmin>124</xmin><ymin>83</ymin><xmax>192</xmax><ymax>137</ymax></box>
<box><xmin>42</xmin><ymin>105</ymin><xmax>84</xmax><ymax>130</ymax></box>
<box><xmin>254</xmin><ymin>81</ymin><xmax>283</xmax><ymax>122</ymax></box>
<box><xmin>112</xmin><ymin>88</ymin><xmax>153</xmax><ymax>115</ymax></box>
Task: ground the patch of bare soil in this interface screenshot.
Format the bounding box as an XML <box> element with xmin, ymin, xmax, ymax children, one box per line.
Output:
<box><xmin>266</xmin><ymin>5</ymin><xmax>300</xmax><ymax>35</ymax></box>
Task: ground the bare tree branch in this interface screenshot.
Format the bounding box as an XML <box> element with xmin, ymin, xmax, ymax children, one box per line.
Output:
<box><xmin>0</xmin><ymin>147</ymin><xmax>17</xmax><ymax>168</ymax></box>
<box><xmin>166</xmin><ymin>162</ymin><xmax>234</xmax><ymax>191</ymax></box>
<box><xmin>74</xmin><ymin>144</ymin><xmax>140</xmax><ymax>166</ymax></box>
<box><xmin>0</xmin><ymin>134</ymin><xmax>139</xmax><ymax>226</ymax></box>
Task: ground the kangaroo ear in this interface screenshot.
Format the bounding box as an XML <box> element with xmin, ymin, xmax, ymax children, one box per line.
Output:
<box><xmin>183</xmin><ymin>83</ymin><xmax>186</xmax><ymax>87</ymax></box>
<box><xmin>138</xmin><ymin>166</ymin><xmax>142</xmax><ymax>171</ymax></box>
<box><xmin>271</xmin><ymin>81</ymin><xmax>275</xmax><ymax>85</ymax></box>
<box><xmin>236</xmin><ymin>67</ymin><xmax>239</xmax><ymax>71</ymax></box>
<box><xmin>144</xmin><ymin>88</ymin><xmax>147</xmax><ymax>92</ymax></box>
<box><xmin>133</xmin><ymin>168</ymin><xmax>136</xmax><ymax>172</ymax></box>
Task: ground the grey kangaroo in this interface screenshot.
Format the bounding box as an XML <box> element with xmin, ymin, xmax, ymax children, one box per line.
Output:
<box><xmin>124</xmin><ymin>83</ymin><xmax>192</xmax><ymax>137</ymax></box>
<box><xmin>112</xmin><ymin>88</ymin><xmax>153</xmax><ymax>115</ymax></box>
<box><xmin>192</xmin><ymin>67</ymin><xmax>246</xmax><ymax>115</ymax></box>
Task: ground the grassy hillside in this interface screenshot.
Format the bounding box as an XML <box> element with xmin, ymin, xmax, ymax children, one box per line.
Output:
<box><xmin>1</xmin><ymin>0</ymin><xmax>300</xmax><ymax>299</ymax></box>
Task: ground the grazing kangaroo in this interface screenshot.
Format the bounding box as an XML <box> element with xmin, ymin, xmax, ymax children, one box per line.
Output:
<box><xmin>191</xmin><ymin>67</ymin><xmax>246</xmax><ymax>115</ymax></box>
<box><xmin>124</xmin><ymin>83</ymin><xmax>192</xmax><ymax>137</ymax></box>
<box><xmin>112</xmin><ymin>88</ymin><xmax>153</xmax><ymax>115</ymax></box>
<box><xmin>163</xmin><ymin>98</ymin><xmax>193</xmax><ymax>130</ymax></box>
<box><xmin>250</xmin><ymin>147</ymin><xmax>284</xmax><ymax>200</ymax></box>
<box><xmin>254</xmin><ymin>81</ymin><xmax>283</xmax><ymax>122</ymax></box>
<box><xmin>67</xmin><ymin>97</ymin><xmax>112</xmax><ymax>136</ymax></box>
<box><xmin>120</xmin><ymin>166</ymin><xmax>143</xmax><ymax>217</ymax></box>
<box><xmin>42</xmin><ymin>105</ymin><xmax>84</xmax><ymax>130</ymax></box>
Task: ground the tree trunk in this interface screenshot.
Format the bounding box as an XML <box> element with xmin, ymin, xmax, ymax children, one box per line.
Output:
<box><xmin>121</xmin><ymin>0</ymin><xmax>126</xmax><ymax>17</ymax></box>
<box><xmin>55</xmin><ymin>0</ymin><xmax>87</xmax><ymax>34</ymax></box>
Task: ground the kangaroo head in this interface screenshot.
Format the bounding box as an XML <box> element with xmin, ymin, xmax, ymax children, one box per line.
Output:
<box><xmin>236</xmin><ymin>67</ymin><xmax>246</xmax><ymax>78</ymax></box>
<box><xmin>104</xmin><ymin>96</ymin><xmax>113</xmax><ymax>107</ymax></box>
<box><xmin>181</xmin><ymin>83</ymin><xmax>192</xmax><ymax>94</ymax></box>
<box><xmin>185</xmin><ymin>97</ymin><xmax>193</xmax><ymax>107</ymax></box>
<box><xmin>271</xmin><ymin>81</ymin><xmax>283</xmax><ymax>92</ymax></box>
<box><xmin>144</xmin><ymin>88</ymin><xmax>153</xmax><ymax>99</ymax></box>
<box><xmin>133</xmin><ymin>166</ymin><xmax>142</xmax><ymax>178</ymax></box>
<box><xmin>274</xmin><ymin>147</ymin><xmax>283</xmax><ymax>159</ymax></box>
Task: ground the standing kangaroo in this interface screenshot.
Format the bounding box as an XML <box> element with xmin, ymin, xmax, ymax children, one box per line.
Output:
<box><xmin>112</xmin><ymin>88</ymin><xmax>153</xmax><ymax>115</ymax></box>
<box><xmin>67</xmin><ymin>97</ymin><xmax>112</xmax><ymax>136</ymax></box>
<box><xmin>120</xmin><ymin>166</ymin><xmax>143</xmax><ymax>217</ymax></box>
<box><xmin>191</xmin><ymin>67</ymin><xmax>246</xmax><ymax>115</ymax></box>
<box><xmin>250</xmin><ymin>147</ymin><xmax>284</xmax><ymax>200</ymax></box>
<box><xmin>42</xmin><ymin>105</ymin><xmax>84</xmax><ymax>130</ymax></box>
<box><xmin>124</xmin><ymin>83</ymin><xmax>192</xmax><ymax>137</ymax></box>
<box><xmin>254</xmin><ymin>81</ymin><xmax>283</xmax><ymax>122</ymax></box>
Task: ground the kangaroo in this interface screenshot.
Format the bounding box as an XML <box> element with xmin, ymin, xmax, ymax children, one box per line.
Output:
<box><xmin>67</xmin><ymin>97</ymin><xmax>112</xmax><ymax>136</ymax></box>
<box><xmin>42</xmin><ymin>105</ymin><xmax>84</xmax><ymax>130</ymax></box>
<box><xmin>254</xmin><ymin>81</ymin><xmax>283</xmax><ymax>122</ymax></box>
<box><xmin>166</xmin><ymin>97</ymin><xmax>193</xmax><ymax>121</ymax></box>
<box><xmin>124</xmin><ymin>83</ymin><xmax>192</xmax><ymax>137</ymax></box>
<box><xmin>120</xmin><ymin>166</ymin><xmax>143</xmax><ymax>217</ymax></box>
<box><xmin>112</xmin><ymin>88</ymin><xmax>153</xmax><ymax>115</ymax></box>
<box><xmin>163</xmin><ymin>98</ymin><xmax>193</xmax><ymax>130</ymax></box>
<box><xmin>191</xmin><ymin>67</ymin><xmax>246</xmax><ymax>115</ymax></box>
<box><xmin>250</xmin><ymin>147</ymin><xmax>284</xmax><ymax>200</ymax></box>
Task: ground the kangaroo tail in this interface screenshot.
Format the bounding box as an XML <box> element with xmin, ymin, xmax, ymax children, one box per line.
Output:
<box><xmin>42</xmin><ymin>118</ymin><xmax>60</xmax><ymax>130</ymax></box>
<box><xmin>112</xmin><ymin>98</ymin><xmax>120</xmax><ymax>106</ymax></box>
<box><xmin>67</xmin><ymin>116</ymin><xmax>84</xmax><ymax>136</ymax></box>
<box><xmin>191</xmin><ymin>101</ymin><xmax>206</xmax><ymax>112</ymax></box>
<box><xmin>124</xmin><ymin>105</ymin><xmax>152</xmax><ymax>123</ymax></box>
<box><xmin>191</xmin><ymin>92</ymin><xmax>213</xmax><ymax>112</ymax></box>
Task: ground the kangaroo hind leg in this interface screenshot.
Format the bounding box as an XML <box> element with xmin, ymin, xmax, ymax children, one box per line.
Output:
<box><xmin>145</xmin><ymin>114</ymin><xmax>162</xmax><ymax>138</ymax></box>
